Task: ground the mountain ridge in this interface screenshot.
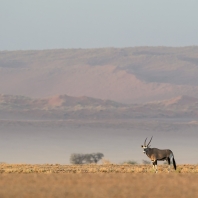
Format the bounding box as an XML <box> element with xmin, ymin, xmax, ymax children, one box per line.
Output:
<box><xmin>0</xmin><ymin>94</ymin><xmax>198</xmax><ymax>120</ymax></box>
<box><xmin>148</xmin><ymin>95</ymin><xmax>198</xmax><ymax>106</ymax></box>
<box><xmin>1</xmin><ymin>47</ymin><xmax>198</xmax><ymax>103</ymax></box>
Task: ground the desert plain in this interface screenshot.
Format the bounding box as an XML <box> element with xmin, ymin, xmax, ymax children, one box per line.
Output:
<box><xmin>0</xmin><ymin>164</ymin><xmax>198</xmax><ymax>198</ymax></box>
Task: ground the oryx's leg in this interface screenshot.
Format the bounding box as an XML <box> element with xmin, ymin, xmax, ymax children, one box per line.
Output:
<box><xmin>152</xmin><ymin>160</ymin><xmax>158</xmax><ymax>173</ymax></box>
<box><xmin>167</xmin><ymin>157</ymin><xmax>171</xmax><ymax>173</ymax></box>
<box><xmin>152</xmin><ymin>160</ymin><xmax>155</xmax><ymax>171</ymax></box>
<box><xmin>155</xmin><ymin>161</ymin><xmax>158</xmax><ymax>173</ymax></box>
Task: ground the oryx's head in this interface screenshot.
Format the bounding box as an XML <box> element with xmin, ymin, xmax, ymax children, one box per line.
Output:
<box><xmin>141</xmin><ymin>136</ymin><xmax>153</xmax><ymax>154</ymax></box>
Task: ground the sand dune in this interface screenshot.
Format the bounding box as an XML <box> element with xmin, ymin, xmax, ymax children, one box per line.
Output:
<box><xmin>0</xmin><ymin>93</ymin><xmax>198</xmax><ymax>120</ymax></box>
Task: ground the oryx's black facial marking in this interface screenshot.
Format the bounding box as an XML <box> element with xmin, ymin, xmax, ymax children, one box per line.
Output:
<box><xmin>141</xmin><ymin>145</ymin><xmax>149</xmax><ymax>154</ymax></box>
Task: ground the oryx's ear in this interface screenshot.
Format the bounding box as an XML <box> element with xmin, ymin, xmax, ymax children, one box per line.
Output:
<box><xmin>141</xmin><ymin>145</ymin><xmax>143</xmax><ymax>147</ymax></box>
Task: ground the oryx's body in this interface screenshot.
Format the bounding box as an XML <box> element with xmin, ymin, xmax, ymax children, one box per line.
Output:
<box><xmin>141</xmin><ymin>137</ymin><xmax>176</xmax><ymax>173</ymax></box>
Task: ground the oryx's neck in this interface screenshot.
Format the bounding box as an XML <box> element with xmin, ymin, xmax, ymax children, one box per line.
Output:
<box><xmin>145</xmin><ymin>148</ymin><xmax>153</xmax><ymax>158</ymax></box>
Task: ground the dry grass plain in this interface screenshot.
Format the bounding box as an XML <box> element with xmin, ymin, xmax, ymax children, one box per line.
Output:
<box><xmin>0</xmin><ymin>164</ymin><xmax>198</xmax><ymax>197</ymax></box>
<box><xmin>1</xmin><ymin>164</ymin><xmax>198</xmax><ymax>174</ymax></box>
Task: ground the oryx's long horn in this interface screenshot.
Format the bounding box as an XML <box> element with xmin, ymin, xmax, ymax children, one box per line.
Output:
<box><xmin>147</xmin><ymin>136</ymin><xmax>153</xmax><ymax>146</ymax></box>
<box><xmin>144</xmin><ymin>138</ymin><xmax>147</xmax><ymax>146</ymax></box>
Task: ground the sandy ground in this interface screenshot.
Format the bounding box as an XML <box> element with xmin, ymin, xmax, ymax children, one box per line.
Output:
<box><xmin>0</xmin><ymin>173</ymin><xmax>198</xmax><ymax>198</ymax></box>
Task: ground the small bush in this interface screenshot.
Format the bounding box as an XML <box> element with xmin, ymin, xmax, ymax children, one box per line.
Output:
<box><xmin>122</xmin><ymin>160</ymin><xmax>138</xmax><ymax>165</ymax></box>
<box><xmin>142</xmin><ymin>160</ymin><xmax>151</xmax><ymax>164</ymax></box>
<box><xmin>101</xmin><ymin>159</ymin><xmax>112</xmax><ymax>165</ymax></box>
<box><xmin>70</xmin><ymin>153</ymin><xmax>104</xmax><ymax>164</ymax></box>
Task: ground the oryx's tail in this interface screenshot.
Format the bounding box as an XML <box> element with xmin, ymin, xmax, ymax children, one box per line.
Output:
<box><xmin>173</xmin><ymin>157</ymin><xmax>176</xmax><ymax>170</ymax></box>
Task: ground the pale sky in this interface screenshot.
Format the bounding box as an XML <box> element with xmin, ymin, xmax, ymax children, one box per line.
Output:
<box><xmin>1</xmin><ymin>0</ymin><xmax>198</xmax><ymax>50</ymax></box>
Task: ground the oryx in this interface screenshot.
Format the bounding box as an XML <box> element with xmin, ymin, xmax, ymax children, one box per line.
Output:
<box><xmin>141</xmin><ymin>137</ymin><xmax>176</xmax><ymax>173</ymax></box>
